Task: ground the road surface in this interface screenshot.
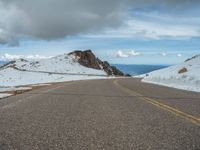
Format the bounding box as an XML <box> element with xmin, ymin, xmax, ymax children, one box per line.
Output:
<box><xmin>0</xmin><ymin>78</ymin><xmax>200</xmax><ymax>149</ymax></box>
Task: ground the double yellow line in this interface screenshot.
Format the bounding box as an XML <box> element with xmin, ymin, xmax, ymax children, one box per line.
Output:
<box><xmin>113</xmin><ymin>79</ymin><xmax>200</xmax><ymax>126</ymax></box>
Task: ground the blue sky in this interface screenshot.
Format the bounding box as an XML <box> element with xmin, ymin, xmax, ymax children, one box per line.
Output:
<box><xmin>0</xmin><ymin>0</ymin><xmax>200</xmax><ymax>64</ymax></box>
<box><xmin>1</xmin><ymin>37</ymin><xmax>200</xmax><ymax>65</ymax></box>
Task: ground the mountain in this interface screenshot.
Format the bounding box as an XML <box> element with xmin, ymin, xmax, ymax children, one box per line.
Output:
<box><xmin>1</xmin><ymin>50</ymin><xmax>124</xmax><ymax>76</ymax></box>
<box><xmin>142</xmin><ymin>54</ymin><xmax>200</xmax><ymax>92</ymax></box>
<box><xmin>69</xmin><ymin>50</ymin><xmax>124</xmax><ymax>76</ymax></box>
<box><xmin>0</xmin><ymin>50</ymin><xmax>125</xmax><ymax>87</ymax></box>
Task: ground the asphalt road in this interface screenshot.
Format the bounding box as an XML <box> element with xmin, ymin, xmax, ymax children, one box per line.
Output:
<box><xmin>0</xmin><ymin>78</ymin><xmax>200</xmax><ymax>150</ymax></box>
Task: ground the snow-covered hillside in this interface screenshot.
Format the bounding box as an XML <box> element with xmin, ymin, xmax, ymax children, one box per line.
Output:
<box><xmin>142</xmin><ymin>55</ymin><xmax>200</xmax><ymax>92</ymax></box>
<box><xmin>0</xmin><ymin>51</ymin><xmax>115</xmax><ymax>98</ymax></box>
<box><xmin>0</xmin><ymin>67</ymin><xmax>108</xmax><ymax>87</ymax></box>
<box><xmin>0</xmin><ymin>50</ymin><xmax>125</xmax><ymax>98</ymax></box>
<box><xmin>3</xmin><ymin>54</ymin><xmax>106</xmax><ymax>75</ymax></box>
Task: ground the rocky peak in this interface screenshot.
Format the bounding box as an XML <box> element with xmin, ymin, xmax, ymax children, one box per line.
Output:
<box><xmin>69</xmin><ymin>50</ymin><xmax>101</xmax><ymax>70</ymax></box>
<box><xmin>69</xmin><ymin>50</ymin><xmax>125</xmax><ymax>76</ymax></box>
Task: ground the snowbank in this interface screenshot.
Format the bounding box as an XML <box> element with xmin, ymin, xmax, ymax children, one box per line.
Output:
<box><xmin>0</xmin><ymin>93</ymin><xmax>13</xmax><ymax>99</ymax></box>
<box><xmin>142</xmin><ymin>55</ymin><xmax>200</xmax><ymax>92</ymax></box>
<box><xmin>0</xmin><ymin>67</ymin><xmax>108</xmax><ymax>87</ymax></box>
<box><xmin>0</xmin><ymin>87</ymin><xmax>32</xmax><ymax>92</ymax></box>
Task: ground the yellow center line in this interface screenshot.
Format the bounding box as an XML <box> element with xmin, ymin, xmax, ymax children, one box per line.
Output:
<box><xmin>113</xmin><ymin>79</ymin><xmax>200</xmax><ymax>126</ymax></box>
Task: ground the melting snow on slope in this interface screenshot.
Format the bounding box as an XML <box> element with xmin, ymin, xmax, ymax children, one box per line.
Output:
<box><xmin>142</xmin><ymin>55</ymin><xmax>200</xmax><ymax>92</ymax></box>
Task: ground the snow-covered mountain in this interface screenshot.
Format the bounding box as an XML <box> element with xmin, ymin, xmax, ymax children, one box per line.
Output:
<box><xmin>142</xmin><ymin>55</ymin><xmax>200</xmax><ymax>92</ymax></box>
<box><xmin>0</xmin><ymin>50</ymin><xmax>124</xmax><ymax>87</ymax></box>
<box><xmin>1</xmin><ymin>53</ymin><xmax>106</xmax><ymax>75</ymax></box>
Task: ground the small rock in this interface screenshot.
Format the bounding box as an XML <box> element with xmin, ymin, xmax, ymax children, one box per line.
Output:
<box><xmin>178</xmin><ymin>67</ymin><xmax>188</xmax><ymax>74</ymax></box>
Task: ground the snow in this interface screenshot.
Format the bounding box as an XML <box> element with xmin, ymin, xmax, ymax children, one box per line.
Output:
<box><xmin>0</xmin><ymin>93</ymin><xmax>13</xmax><ymax>99</ymax></box>
<box><xmin>31</xmin><ymin>84</ymin><xmax>52</xmax><ymax>87</ymax></box>
<box><xmin>142</xmin><ymin>55</ymin><xmax>200</xmax><ymax>92</ymax></box>
<box><xmin>0</xmin><ymin>52</ymin><xmax>112</xmax><ymax>99</ymax></box>
<box><xmin>11</xmin><ymin>54</ymin><xmax>106</xmax><ymax>75</ymax></box>
<box><xmin>0</xmin><ymin>53</ymin><xmax>114</xmax><ymax>99</ymax></box>
<box><xmin>0</xmin><ymin>67</ymin><xmax>108</xmax><ymax>87</ymax></box>
<box><xmin>0</xmin><ymin>87</ymin><xmax>32</xmax><ymax>92</ymax></box>
<box><xmin>0</xmin><ymin>53</ymin><xmax>111</xmax><ymax>87</ymax></box>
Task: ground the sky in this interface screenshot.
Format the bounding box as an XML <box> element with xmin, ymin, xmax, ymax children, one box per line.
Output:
<box><xmin>0</xmin><ymin>0</ymin><xmax>200</xmax><ymax>64</ymax></box>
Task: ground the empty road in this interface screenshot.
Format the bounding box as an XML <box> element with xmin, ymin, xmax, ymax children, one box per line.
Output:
<box><xmin>0</xmin><ymin>78</ymin><xmax>200</xmax><ymax>149</ymax></box>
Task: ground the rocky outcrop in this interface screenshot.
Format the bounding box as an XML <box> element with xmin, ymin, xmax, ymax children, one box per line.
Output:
<box><xmin>69</xmin><ymin>50</ymin><xmax>101</xmax><ymax>70</ymax></box>
<box><xmin>178</xmin><ymin>67</ymin><xmax>188</xmax><ymax>74</ymax></box>
<box><xmin>69</xmin><ymin>50</ymin><xmax>125</xmax><ymax>76</ymax></box>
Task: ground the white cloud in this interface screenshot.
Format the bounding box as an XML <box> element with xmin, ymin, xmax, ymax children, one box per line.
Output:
<box><xmin>116</xmin><ymin>50</ymin><xmax>141</xmax><ymax>58</ymax></box>
<box><xmin>160</xmin><ymin>52</ymin><xmax>167</xmax><ymax>56</ymax></box>
<box><xmin>117</xmin><ymin>50</ymin><xmax>129</xmax><ymax>58</ymax></box>
<box><xmin>0</xmin><ymin>53</ymin><xmax>52</xmax><ymax>61</ymax></box>
<box><xmin>85</xmin><ymin>13</ymin><xmax>200</xmax><ymax>40</ymax></box>
<box><xmin>127</xmin><ymin>50</ymin><xmax>141</xmax><ymax>56</ymax></box>
<box><xmin>0</xmin><ymin>0</ymin><xmax>200</xmax><ymax>45</ymax></box>
<box><xmin>0</xmin><ymin>0</ymin><xmax>127</xmax><ymax>46</ymax></box>
<box><xmin>177</xmin><ymin>53</ymin><xmax>182</xmax><ymax>57</ymax></box>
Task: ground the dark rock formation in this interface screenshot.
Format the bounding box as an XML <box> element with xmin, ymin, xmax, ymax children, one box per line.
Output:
<box><xmin>69</xmin><ymin>50</ymin><xmax>101</xmax><ymax>70</ymax></box>
<box><xmin>178</xmin><ymin>67</ymin><xmax>188</xmax><ymax>74</ymax></box>
<box><xmin>69</xmin><ymin>50</ymin><xmax>125</xmax><ymax>76</ymax></box>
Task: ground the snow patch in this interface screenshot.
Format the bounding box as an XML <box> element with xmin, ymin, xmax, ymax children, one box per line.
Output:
<box><xmin>142</xmin><ymin>55</ymin><xmax>200</xmax><ymax>92</ymax></box>
<box><xmin>0</xmin><ymin>94</ymin><xmax>13</xmax><ymax>99</ymax></box>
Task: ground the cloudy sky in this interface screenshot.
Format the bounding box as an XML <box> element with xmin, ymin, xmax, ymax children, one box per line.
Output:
<box><xmin>0</xmin><ymin>0</ymin><xmax>200</xmax><ymax>64</ymax></box>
